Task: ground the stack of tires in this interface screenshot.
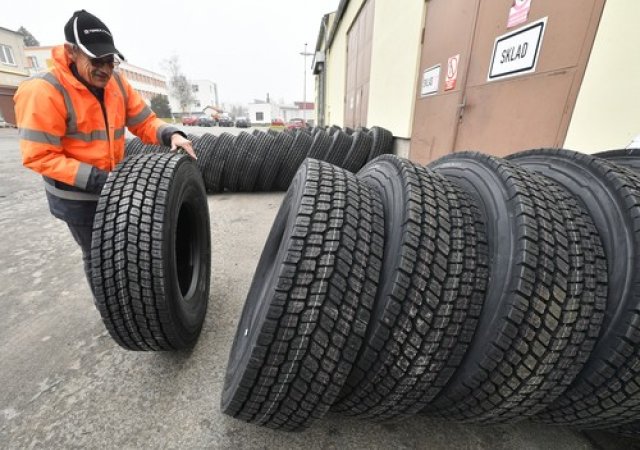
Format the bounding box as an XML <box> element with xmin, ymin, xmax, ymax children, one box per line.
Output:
<box><xmin>221</xmin><ymin>149</ymin><xmax>640</xmax><ymax>435</ymax></box>
<box><xmin>124</xmin><ymin>126</ymin><xmax>394</xmax><ymax>193</ymax></box>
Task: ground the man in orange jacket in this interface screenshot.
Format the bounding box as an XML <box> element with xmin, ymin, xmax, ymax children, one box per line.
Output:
<box><xmin>14</xmin><ymin>10</ymin><xmax>196</xmax><ymax>292</ymax></box>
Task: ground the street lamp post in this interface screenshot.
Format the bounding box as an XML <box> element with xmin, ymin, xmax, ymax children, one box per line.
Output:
<box><xmin>299</xmin><ymin>43</ymin><xmax>314</xmax><ymax>124</ymax></box>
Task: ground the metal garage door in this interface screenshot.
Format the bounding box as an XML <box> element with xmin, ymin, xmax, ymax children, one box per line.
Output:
<box><xmin>344</xmin><ymin>0</ymin><xmax>375</xmax><ymax>129</ymax></box>
<box><xmin>410</xmin><ymin>0</ymin><xmax>605</xmax><ymax>164</ymax></box>
<box><xmin>0</xmin><ymin>86</ymin><xmax>17</xmax><ymax>125</ymax></box>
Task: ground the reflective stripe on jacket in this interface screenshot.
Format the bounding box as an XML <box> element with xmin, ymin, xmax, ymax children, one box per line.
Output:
<box><xmin>14</xmin><ymin>45</ymin><xmax>168</xmax><ymax>189</ymax></box>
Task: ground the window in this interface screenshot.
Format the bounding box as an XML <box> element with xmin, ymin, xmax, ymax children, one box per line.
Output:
<box><xmin>0</xmin><ymin>45</ymin><xmax>16</xmax><ymax>65</ymax></box>
<box><xmin>195</xmin><ymin>101</ymin><xmax>201</xmax><ymax>108</ymax></box>
<box><xmin>256</xmin><ymin>112</ymin><xmax>264</xmax><ymax>121</ymax></box>
<box><xmin>192</xmin><ymin>84</ymin><xmax>199</xmax><ymax>92</ymax></box>
<box><xmin>27</xmin><ymin>56</ymin><xmax>39</xmax><ymax>69</ymax></box>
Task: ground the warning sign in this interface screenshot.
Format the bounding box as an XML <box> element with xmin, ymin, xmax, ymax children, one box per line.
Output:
<box><xmin>508</xmin><ymin>0</ymin><xmax>532</xmax><ymax>28</ymax></box>
<box><xmin>445</xmin><ymin>54</ymin><xmax>460</xmax><ymax>91</ymax></box>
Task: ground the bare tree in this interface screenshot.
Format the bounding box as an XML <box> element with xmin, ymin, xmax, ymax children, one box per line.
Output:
<box><xmin>163</xmin><ymin>55</ymin><xmax>194</xmax><ymax>114</ymax></box>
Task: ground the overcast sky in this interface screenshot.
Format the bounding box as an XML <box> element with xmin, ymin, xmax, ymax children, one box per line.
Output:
<box><xmin>3</xmin><ymin>0</ymin><xmax>340</xmax><ymax>106</ymax></box>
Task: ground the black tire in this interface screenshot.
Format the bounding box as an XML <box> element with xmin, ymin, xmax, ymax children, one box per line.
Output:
<box><xmin>192</xmin><ymin>133</ymin><xmax>212</xmax><ymax>160</ymax></box>
<box><xmin>224</xmin><ymin>132</ymin><xmax>257</xmax><ymax>192</ymax></box>
<box><xmin>344</xmin><ymin>127</ymin><xmax>354</xmax><ymax>135</ymax></box>
<box><xmin>276</xmin><ymin>131</ymin><xmax>313</xmax><ymax>191</ymax></box>
<box><xmin>125</xmin><ymin>138</ymin><xmax>144</xmax><ymax>157</ymax></box>
<box><xmin>328</xmin><ymin>125</ymin><xmax>341</xmax><ymax>136</ymax></box>
<box><xmin>141</xmin><ymin>143</ymin><xmax>171</xmax><ymax>154</ymax></box>
<box><xmin>257</xmin><ymin>132</ymin><xmax>293</xmax><ymax>192</ymax></box>
<box><xmin>240</xmin><ymin>132</ymin><xmax>274</xmax><ymax>192</ymax></box>
<box><xmin>307</xmin><ymin>129</ymin><xmax>333</xmax><ymax>161</ymax></box>
<box><xmin>594</xmin><ymin>148</ymin><xmax>640</xmax><ymax>172</ymax></box>
<box><xmin>324</xmin><ymin>131</ymin><xmax>353</xmax><ymax>167</ymax></box>
<box><xmin>221</xmin><ymin>158</ymin><xmax>384</xmax><ymax>430</ymax></box>
<box><xmin>332</xmin><ymin>155</ymin><xmax>489</xmax><ymax>421</ymax></box>
<box><xmin>367</xmin><ymin>126</ymin><xmax>394</xmax><ymax>162</ymax></box>
<box><xmin>207</xmin><ymin>132</ymin><xmax>235</xmax><ymax>193</ymax></box>
<box><xmin>508</xmin><ymin>149</ymin><xmax>640</xmax><ymax>428</ymax></box>
<box><xmin>125</xmin><ymin>138</ymin><xmax>147</xmax><ymax>157</ymax></box>
<box><xmin>424</xmin><ymin>152</ymin><xmax>603</xmax><ymax>423</ymax></box>
<box><xmin>91</xmin><ymin>153</ymin><xmax>211</xmax><ymax>351</ymax></box>
<box><xmin>342</xmin><ymin>131</ymin><xmax>373</xmax><ymax>173</ymax></box>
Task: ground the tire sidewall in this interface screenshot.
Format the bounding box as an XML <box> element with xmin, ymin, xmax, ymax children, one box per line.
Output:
<box><xmin>163</xmin><ymin>159</ymin><xmax>211</xmax><ymax>346</ymax></box>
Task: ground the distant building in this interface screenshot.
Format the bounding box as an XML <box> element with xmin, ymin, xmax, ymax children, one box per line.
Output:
<box><xmin>248</xmin><ymin>99</ymin><xmax>316</xmax><ymax>125</ymax></box>
<box><xmin>170</xmin><ymin>79</ymin><xmax>219</xmax><ymax>116</ymax></box>
<box><xmin>118</xmin><ymin>62</ymin><xmax>169</xmax><ymax>106</ymax></box>
<box><xmin>22</xmin><ymin>45</ymin><xmax>53</xmax><ymax>75</ymax></box>
<box><xmin>0</xmin><ymin>26</ymin><xmax>29</xmax><ymax>125</ymax></box>
<box><xmin>248</xmin><ymin>99</ymin><xmax>280</xmax><ymax>125</ymax></box>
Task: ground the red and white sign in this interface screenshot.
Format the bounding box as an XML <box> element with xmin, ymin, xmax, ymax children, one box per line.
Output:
<box><xmin>445</xmin><ymin>54</ymin><xmax>460</xmax><ymax>91</ymax></box>
<box><xmin>507</xmin><ymin>0</ymin><xmax>532</xmax><ymax>28</ymax></box>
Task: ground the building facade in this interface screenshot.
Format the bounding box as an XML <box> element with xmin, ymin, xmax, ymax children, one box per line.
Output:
<box><xmin>316</xmin><ymin>0</ymin><xmax>637</xmax><ymax>160</ymax></box>
<box><xmin>118</xmin><ymin>62</ymin><xmax>170</xmax><ymax>106</ymax></box>
<box><xmin>248</xmin><ymin>100</ymin><xmax>316</xmax><ymax>125</ymax></box>
<box><xmin>170</xmin><ymin>79</ymin><xmax>219</xmax><ymax>116</ymax></box>
<box><xmin>0</xmin><ymin>27</ymin><xmax>29</xmax><ymax>125</ymax></box>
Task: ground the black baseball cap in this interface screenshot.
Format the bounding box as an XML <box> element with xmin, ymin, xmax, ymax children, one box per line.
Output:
<box><xmin>64</xmin><ymin>10</ymin><xmax>125</xmax><ymax>60</ymax></box>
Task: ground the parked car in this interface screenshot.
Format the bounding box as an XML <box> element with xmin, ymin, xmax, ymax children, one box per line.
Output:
<box><xmin>235</xmin><ymin>117</ymin><xmax>251</xmax><ymax>128</ymax></box>
<box><xmin>269</xmin><ymin>118</ymin><xmax>285</xmax><ymax>130</ymax></box>
<box><xmin>196</xmin><ymin>116</ymin><xmax>216</xmax><ymax>127</ymax></box>
<box><xmin>286</xmin><ymin>118</ymin><xmax>307</xmax><ymax>130</ymax></box>
<box><xmin>181</xmin><ymin>116</ymin><xmax>197</xmax><ymax>126</ymax></box>
<box><xmin>218</xmin><ymin>115</ymin><xmax>234</xmax><ymax>127</ymax></box>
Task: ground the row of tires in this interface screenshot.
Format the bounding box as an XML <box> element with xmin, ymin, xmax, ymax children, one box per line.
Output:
<box><xmin>124</xmin><ymin>126</ymin><xmax>394</xmax><ymax>193</ymax></box>
<box><xmin>221</xmin><ymin>148</ymin><xmax>640</xmax><ymax>435</ymax></box>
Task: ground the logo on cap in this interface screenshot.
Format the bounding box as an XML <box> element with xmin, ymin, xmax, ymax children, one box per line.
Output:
<box><xmin>83</xmin><ymin>28</ymin><xmax>112</xmax><ymax>37</ymax></box>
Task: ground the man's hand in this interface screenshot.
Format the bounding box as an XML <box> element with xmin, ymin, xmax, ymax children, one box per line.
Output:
<box><xmin>170</xmin><ymin>133</ymin><xmax>197</xmax><ymax>159</ymax></box>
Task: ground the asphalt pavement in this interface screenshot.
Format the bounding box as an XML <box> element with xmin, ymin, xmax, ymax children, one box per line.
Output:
<box><xmin>0</xmin><ymin>127</ymin><xmax>635</xmax><ymax>449</ymax></box>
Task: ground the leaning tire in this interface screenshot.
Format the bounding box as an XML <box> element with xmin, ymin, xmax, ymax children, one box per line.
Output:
<box><xmin>276</xmin><ymin>131</ymin><xmax>313</xmax><ymax>191</ymax></box>
<box><xmin>257</xmin><ymin>132</ymin><xmax>294</xmax><ymax>192</ymax></box>
<box><xmin>594</xmin><ymin>148</ymin><xmax>640</xmax><ymax>172</ymax></box>
<box><xmin>324</xmin><ymin>131</ymin><xmax>353</xmax><ymax>167</ymax></box>
<box><xmin>125</xmin><ymin>138</ymin><xmax>144</xmax><ymax>157</ymax></box>
<box><xmin>221</xmin><ymin>158</ymin><xmax>384</xmax><ymax>430</ymax></box>
<box><xmin>332</xmin><ymin>155</ymin><xmax>489</xmax><ymax>421</ymax></box>
<box><xmin>307</xmin><ymin>129</ymin><xmax>333</xmax><ymax>161</ymax></box>
<box><xmin>91</xmin><ymin>153</ymin><xmax>211</xmax><ymax>351</ymax></box>
<box><xmin>509</xmin><ymin>149</ymin><xmax>640</xmax><ymax>428</ymax></box>
<box><xmin>342</xmin><ymin>131</ymin><xmax>373</xmax><ymax>173</ymax></box>
<box><xmin>424</xmin><ymin>152</ymin><xmax>603</xmax><ymax>423</ymax></box>
<box><xmin>367</xmin><ymin>126</ymin><xmax>394</xmax><ymax>162</ymax></box>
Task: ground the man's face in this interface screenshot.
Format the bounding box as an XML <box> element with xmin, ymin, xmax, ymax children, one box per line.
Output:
<box><xmin>67</xmin><ymin>45</ymin><xmax>116</xmax><ymax>89</ymax></box>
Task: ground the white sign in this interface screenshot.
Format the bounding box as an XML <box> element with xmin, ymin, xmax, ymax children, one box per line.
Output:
<box><xmin>421</xmin><ymin>65</ymin><xmax>440</xmax><ymax>97</ymax></box>
<box><xmin>488</xmin><ymin>17</ymin><xmax>547</xmax><ymax>81</ymax></box>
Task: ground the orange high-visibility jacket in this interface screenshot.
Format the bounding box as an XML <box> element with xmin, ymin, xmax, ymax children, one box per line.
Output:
<box><xmin>14</xmin><ymin>45</ymin><xmax>169</xmax><ymax>191</ymax></box>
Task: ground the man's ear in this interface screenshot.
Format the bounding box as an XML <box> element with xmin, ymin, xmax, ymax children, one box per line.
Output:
<box><xmin>64</xmin><ymin>43</ymin><xmax>76</xmax><ymax>62</ymax></box>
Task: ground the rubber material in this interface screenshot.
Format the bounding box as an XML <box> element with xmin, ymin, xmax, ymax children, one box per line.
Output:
<box><xmin>509</xmin><ymin>149</ymin><xmax>640</xmax><ymax>428</ymax></box>
<box><xmin>221</xmin><ymin>158</ymin><xmax>384</xmax><ymax>430</ymax></box>
<box><xmin>424</xmin><ymin>152</ymin><xmax>600</xmax><ymax>423</ymax></box>
<box><xmin>91</xmin><ymin>153</ymin><xmax>211</xmax><ymax>350</ymax></box>
<box><xmin>333</xmin><ymin>155</ymin><xmax>489</xmax><ymax>421</ymax></box>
